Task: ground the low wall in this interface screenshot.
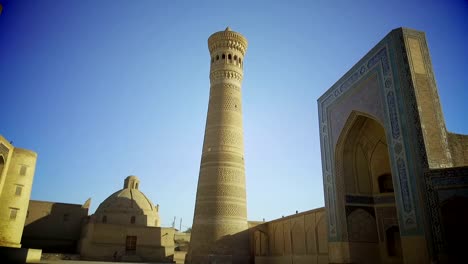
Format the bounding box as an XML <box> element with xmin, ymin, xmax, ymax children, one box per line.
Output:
<box><xmin>249</xmin><ymin>208</ymin><xmax>329</xmax><ymax>264</ymax></box>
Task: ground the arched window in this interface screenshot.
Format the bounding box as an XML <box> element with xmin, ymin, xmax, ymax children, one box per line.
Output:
<box><xmin>234</xmin><ymin>55</ymin><xmax>237</xmax><ymax>61</ymax></box>
<box><xmin>239</xmin><ymin>58</ymin><xmax>242</xmax><ymax>64</ymax></box>
<box><xmin>102</xmin><ymin>215</ymin><xmax>107</xmax><ymax>223</ymax></box>
<box><xmin>222</xmin><ymin>54</ymin><xmax>226</xmax><ymax>59</ymax></box>
<box><xmin>216</xmin><ymin>55</ymin><xmax>219</xmax><ymax>61</ymax></box>
<box><xmin>228</xmin><ymin>54</ymin><xmax>232</xmax><ymax>60</ymax></box>
<box><xmin>131</xmin><ymin>216</ymin><xmax>136</xmax><ymax>224</ymax></box>
<box><xmin>378</xmin><ymin>174</ymin><xmax>394</xmax><ymax>193</ymax></box>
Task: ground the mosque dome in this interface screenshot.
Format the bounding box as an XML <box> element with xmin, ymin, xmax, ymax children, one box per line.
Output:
<box><xmin>94</xmin><ymin>176</ymin><xmax>160</xmax><ymax>227</ymax></box>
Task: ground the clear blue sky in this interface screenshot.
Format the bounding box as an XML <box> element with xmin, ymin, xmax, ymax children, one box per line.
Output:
<box><xmin>1</xmin><ymin>0</ymin><xmax>466</xmax><ymax>228</ymax></box>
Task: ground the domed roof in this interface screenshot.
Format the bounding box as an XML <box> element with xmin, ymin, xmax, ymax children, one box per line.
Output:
<box><xmin>95</xmin><ymin>176</ymin><xmax>158</xmax><ymax>217</ymax></box>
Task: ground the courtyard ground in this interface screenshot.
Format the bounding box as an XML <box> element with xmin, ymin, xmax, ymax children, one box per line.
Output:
<box><xmin>39</xmin><ymin>261</ymin><xmax>172</xmax><ymax>264</ymax></box>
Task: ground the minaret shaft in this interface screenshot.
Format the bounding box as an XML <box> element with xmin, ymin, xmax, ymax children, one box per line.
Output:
<box><xmin>188</xmin><ymin>28</ymin><xmax>249</xmax><ymax>263</ymax></box>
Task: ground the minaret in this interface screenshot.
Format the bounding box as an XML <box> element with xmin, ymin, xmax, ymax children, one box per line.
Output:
<box><xmin>188</xmin><ymin>27</ymin><xmax>249</xmax><ymax>264</ymax></box>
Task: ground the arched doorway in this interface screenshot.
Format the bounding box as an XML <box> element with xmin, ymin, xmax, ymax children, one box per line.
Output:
<box><xmin>441</xmin><ymin>196</ymin><xmax>468</xmax><ymax>263</ymax></box>
<box><xmin>385</xmin><ymin>226</ymin><xmax>402</xmax><ymax>258</ymax></box>
<box><xmin>336</xmin><ymin>113</ymin><xmax>402</xmax><ymax>264</ymax></box>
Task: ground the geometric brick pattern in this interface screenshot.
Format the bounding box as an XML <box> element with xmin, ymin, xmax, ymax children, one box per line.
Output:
<box><xmin>198</xmin><ymin>167</ymin><xmax>246</xmax><ymax>186</ymax></box>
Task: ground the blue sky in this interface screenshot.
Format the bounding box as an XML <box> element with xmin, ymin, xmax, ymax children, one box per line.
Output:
<box><xmin>1</xmin><ymin>0</ymin><xmax>466</xmax><ymax>228</ymax></box>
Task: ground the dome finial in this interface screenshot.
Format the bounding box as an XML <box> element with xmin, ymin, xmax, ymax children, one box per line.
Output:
<box><xmin>225</xmin><ymin>26</ymin><xmax>231</xmax><ymax>31</ymax></box>
<box><xmin>124</xmin><ymin>175</ymin><xmax>140</xmax><ymax>189</ymax></box>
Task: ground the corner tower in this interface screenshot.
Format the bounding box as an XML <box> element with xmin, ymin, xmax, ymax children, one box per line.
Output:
<box><xmin>0</xmin><ymin>144</ymin><xmax>37</xmax><ymax>248</ymax></box>
<box><xmin>188</xmin><ymin>27</ymin><xmax>249</xmax><ymax>263</ymax></box>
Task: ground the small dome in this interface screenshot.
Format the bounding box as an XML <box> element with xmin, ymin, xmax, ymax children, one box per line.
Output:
<box><xmin>124</xmin><ymin>175</ymin><xmax>140</xmax><ymax>189</ymax></box>
<box><xmin>94</xmin><ymin>176</ymin><xmax>160</xmax><ymax>227</ymax></box>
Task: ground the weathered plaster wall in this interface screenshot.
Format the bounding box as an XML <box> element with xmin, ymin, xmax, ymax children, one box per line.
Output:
<box><xmin>22</xmin><ymin>200</ymin><xmax>89</xmax><ymax>252</ymax></box>
<box><xmin>404</xmin><ymin>37</ymin><xmax>453</xmax><ymax>168</ymax></box>
<box><xmin>79</xmin><ymin>221</ymin><xmax>174</xmax><ymax>262</ymax></box>
<box><xmin>447</xmin><ymin>133</ymin><xmax>468</xmax><ymax>167</ymax></box>
<box><xmin>0</xmin><ymin>147</ymin><xmax>37</xmax><ymax>248</ymax></box>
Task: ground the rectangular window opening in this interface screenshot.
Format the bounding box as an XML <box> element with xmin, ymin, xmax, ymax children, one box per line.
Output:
<box><xmin>10</xmin><ymin>208</ymin><xmax>19</xmax><ymax>220</ymax></box>
<box><xmin>15</xmin><ymin>185</ymin><xmax>23</xmax><ymax>196</ymax></box>
<box><xmin>20</xmin><ymin>165</ymin><xmax>27</xmax><ymax>176</ymax></box>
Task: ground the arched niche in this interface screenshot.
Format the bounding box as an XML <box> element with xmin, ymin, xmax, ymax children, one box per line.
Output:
<box><xmin>340</xmin><ymin>114</ymin><xmax>392</xmax><ymax>195</ymax></box>
<box><xmin>347</xmin><ymin>208</ymin><xmax>378</xmax><ymax>242</ymax></box>
<box><xmin>335</xmin><ymin>112</ymin><xmax>401</xmax><ymax>263</ymax></box>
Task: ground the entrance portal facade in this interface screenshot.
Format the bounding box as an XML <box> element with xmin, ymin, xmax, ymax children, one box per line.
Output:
<box><xmin>318</xmin><ymin>28</ymin><xmax>468</xmax><ymax>263</ymax></box>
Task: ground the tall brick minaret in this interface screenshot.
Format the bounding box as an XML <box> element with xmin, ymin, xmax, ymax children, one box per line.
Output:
<box><xmin>187</xmin><ymin>27</ymin><xmax>249</xmax><ymax>264</ymax></box>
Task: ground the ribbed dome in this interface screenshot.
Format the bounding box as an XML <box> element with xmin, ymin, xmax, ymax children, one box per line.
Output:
<box><xmin>96</xmin><ymin>188</ymin><xmax>156</xmax><ymax>214</ymax></box>
<box><xmin>94</xmin><ymin>176</ymin><xmax>160</xmax><ymax>227</ymax></box>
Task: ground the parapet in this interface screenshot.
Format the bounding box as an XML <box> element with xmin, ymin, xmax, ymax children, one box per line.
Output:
<box><xmin>208</xmin><ymin>27</ymin><xmax>248</xmax><ymax>56</ymax></box>
<box><xmin>12</xmin><ymin>148</ymin><xmax>37</xmax><ymax>158</ymax></box>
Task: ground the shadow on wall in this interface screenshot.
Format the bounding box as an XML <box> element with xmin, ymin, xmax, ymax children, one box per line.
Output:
<box><xmin>441</xmin><ymin>195</ymin><xmax>468</xmax><ymax>263</ymax></box>
<box><xmin>21</xmin><ymin>202</ymin><xmax>88</xmax><ymax>253</ymax></box>
<box><xmin>187</xmin><ymin>229</ymin><xmax>250</xmax><ymax>264</ymax></box>
<box><xmin>0</xmin><ymin>247</ymin><xmax>28</xmax><ymax>263</ymax></box>
<box><xmin>213</xmin><ymin>229</ymin><xmax>251</xmax><ymax>264</ymax></box>
<box><xmin>0</xmin><ymin>246</ymin><xmax>42</xmax><ymax>264</ymax></box>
